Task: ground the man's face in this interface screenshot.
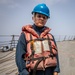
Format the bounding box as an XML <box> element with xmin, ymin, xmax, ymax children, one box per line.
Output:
<box><xmin>32</xmin><ymin>13</ymin><xmax>48</xmax><ymax>27</ymax></box>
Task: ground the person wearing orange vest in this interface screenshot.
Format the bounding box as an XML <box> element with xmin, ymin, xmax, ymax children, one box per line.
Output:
<box><xmin>16</xmin><ymin>3</ymin><xmax>60</xmax><ymax>75</ymax></box>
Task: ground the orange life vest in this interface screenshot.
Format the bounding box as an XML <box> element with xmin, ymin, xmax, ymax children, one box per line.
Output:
<box><xmin>22</xmin><ymin>25</ymin><xmax>58</xmax><ymax>70</ymax></box>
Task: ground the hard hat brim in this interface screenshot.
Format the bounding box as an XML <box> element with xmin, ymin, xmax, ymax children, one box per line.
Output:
<box><xmin>32</xmin><ymin>11</ymin><xmax>50</xmax><ymax>18</ymax></box>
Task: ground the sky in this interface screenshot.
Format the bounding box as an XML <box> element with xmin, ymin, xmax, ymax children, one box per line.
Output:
<box><xmin>0</xmin><ymin>0</ymin><xmax>75</xmax><ymax>36</ymax></box>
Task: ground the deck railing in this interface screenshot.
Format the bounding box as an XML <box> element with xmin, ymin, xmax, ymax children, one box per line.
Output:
<box><xmin>0</xmin><ymin>35</ymin><xmax>75</xmax><ymax>51</ymax></box>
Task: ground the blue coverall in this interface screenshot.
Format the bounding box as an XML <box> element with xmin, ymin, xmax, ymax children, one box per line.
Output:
<box><xmin>16</xmin><ymin>24</ymin><xmax>60</xmax><ymax>75</ymax></box>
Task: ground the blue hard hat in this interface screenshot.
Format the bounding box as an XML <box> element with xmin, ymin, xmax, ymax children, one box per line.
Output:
<box><xmin>32</xmin><ymin>3</ymin><xmax>50</xmax><ymax>18</ymax></box>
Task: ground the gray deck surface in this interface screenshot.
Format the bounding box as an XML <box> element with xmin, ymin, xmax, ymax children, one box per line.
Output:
<box><xmin>0</xmin><ymin>41</ymin><xmax>75</xmax><ymax>75</ymax></box>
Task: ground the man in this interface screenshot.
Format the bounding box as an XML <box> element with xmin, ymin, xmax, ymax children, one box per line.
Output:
<box><xmin>16</xmin><ymin>3</ymin><xmax>60</xmax><ymax>75</ymax></box>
